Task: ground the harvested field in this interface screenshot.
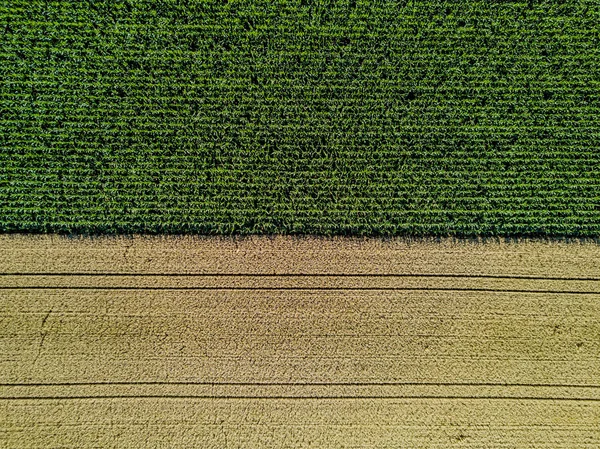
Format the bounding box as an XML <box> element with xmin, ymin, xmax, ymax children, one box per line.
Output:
<box><xmin>1</xmin><ymin>235</ymin><xmax>600</xmax><ymax>447</ymax></box>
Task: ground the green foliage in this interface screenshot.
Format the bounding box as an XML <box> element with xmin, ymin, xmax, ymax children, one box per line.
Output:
<box><xmin>1</xmin><ymin>0</ymin><xmax>599</xmax><ymax>236</ymax></box>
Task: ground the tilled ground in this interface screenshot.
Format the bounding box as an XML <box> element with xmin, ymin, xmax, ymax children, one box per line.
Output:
<box><xmin>1</xmin><ymin>236</ymin><xmax>599</xmax><ymax>448</ymax></box>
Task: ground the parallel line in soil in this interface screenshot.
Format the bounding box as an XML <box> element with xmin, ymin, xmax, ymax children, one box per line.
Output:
<box><xmin>3</xmin><ymin>382</ymin><xmax>599</xmax><ymax>388</ymax></box>
<box><xmin>2</xmin><ymin>287</ymin><xmax>599</xmax><ymax>294</ymax></box>
<box><xmin>2</xmin><ymin>273</ymin><xmax>600</xmax><ymax>281</ymax></box>
<box><xmin>2</xmin><ymin>396</ymin><xmax>599</xmax><ymax>401</ymax></box>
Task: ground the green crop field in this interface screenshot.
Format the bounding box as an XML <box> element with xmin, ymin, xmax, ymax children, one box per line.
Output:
<box><xmin>1</xmin><ymin>0</ymin><xmax>599</xmax><ymax>236</ymax></box>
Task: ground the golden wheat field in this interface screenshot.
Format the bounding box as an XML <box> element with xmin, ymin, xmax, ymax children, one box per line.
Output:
<box><xmin>1</xmin><ymin>236</ymin><xmax>599</xmax><ymax>448</ymax></box>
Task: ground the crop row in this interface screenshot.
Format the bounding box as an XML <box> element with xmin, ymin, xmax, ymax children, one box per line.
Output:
<box><xmin>1</xmin><ymin>0</ymin><xmax>599</xmax><ymax>236</ymax></box>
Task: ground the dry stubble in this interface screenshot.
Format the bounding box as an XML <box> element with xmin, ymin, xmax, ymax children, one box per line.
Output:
<box><xmin>1</xmin><ymin>235</ymin><xmax>599</xmax><ymax>448</ymax></box>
